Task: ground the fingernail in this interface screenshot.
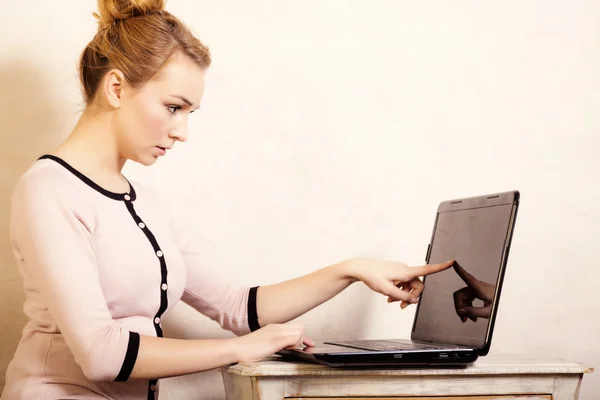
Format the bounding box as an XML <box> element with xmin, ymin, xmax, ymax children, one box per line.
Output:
<box><xmin>458</xmin><ymin>309</ymin><xmax>465</xmax><ymax>314</ymax></box>
<box><xmin>410</xmin><ymin>297</ymin><xmax>418</xmax><ymax>304</ymax></box>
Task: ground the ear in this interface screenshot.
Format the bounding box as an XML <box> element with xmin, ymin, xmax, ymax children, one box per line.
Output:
<box><xmin>102</xmin><ymin>69</ymin><xmax>126</xmax><ymax>109</ymax></box>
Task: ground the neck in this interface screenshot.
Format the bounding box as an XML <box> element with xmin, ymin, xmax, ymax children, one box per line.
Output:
<box><xmin>51</xmin><ymin>105</ymin><xmax>129</xmax><ymax>189</ymax></box>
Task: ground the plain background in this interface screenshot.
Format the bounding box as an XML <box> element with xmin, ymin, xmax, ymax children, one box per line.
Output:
<box><xmin>1</xmin><ymin>1</ymin><xmax>598</xmax><ymax>398</ymax></box>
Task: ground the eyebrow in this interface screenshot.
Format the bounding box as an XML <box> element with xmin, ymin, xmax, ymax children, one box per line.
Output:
<box><xmin>171</xmin><ymin>95</ymin><xmax>200</xmax><ymax>109</ymax></box>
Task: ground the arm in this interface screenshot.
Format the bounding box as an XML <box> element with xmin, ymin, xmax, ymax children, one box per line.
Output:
<box><xmin>255</xmin><ymin>258</ymin><xmax>455</xmax><ymax>325</ymax></box>
<box><xmin>130</xmin><ymin>336</ymin><xmax>237</xmax><ymax>379</ymax></box>
<box><xmin>170</xmin><ymin>225</ymin><xmax>354</xmax><ymax>333</ymax></box>
<box><xmin>163</xmin><ymin>197</ymin><xmax>260</xmax><ymax>335</ymax></box>
<box><xmin>12</xmin><ymin>172</ymin><xmax>138</xmax><ymax>381</ymax></box>
<box><xmin>156</xmin><ymin>191</ymin><xmax>452</xmax><ymax>333</ymax></box>
<box><xmin>131</xmin><ymin>323</ymin><xmax>305</xmax><ymax>379</ymax></box>
<box><xmin>255</xmin><ymin>260</ymin><xmax>356</xmax><ymax>326</ymax></box>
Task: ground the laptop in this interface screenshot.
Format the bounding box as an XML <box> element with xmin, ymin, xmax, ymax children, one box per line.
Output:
<box><xmin>279</xmin><ymin>190</ymin><xmax>520</xmax><ymax>367</ymax></box>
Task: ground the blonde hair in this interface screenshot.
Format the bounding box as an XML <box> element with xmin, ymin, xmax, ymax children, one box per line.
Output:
<box><xmin>79</xmin><ymin>0</ymin><xmax>211</xmax><ymax>104</ymax></box>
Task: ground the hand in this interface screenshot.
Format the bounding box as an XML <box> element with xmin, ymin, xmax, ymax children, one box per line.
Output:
<box><xmin>453</xmin><ymin>262</ymin><xmax>495</xmax><ymax>322</ymax></box>
<box><xmin>231</xmin><ymin>323</ymin><xmax>315</xmax><ymax>363</ymax></box>
<box><xmin>347</xmin><ymin>258</ymin><xmax>455</xmax><ymax>309</ymax></box>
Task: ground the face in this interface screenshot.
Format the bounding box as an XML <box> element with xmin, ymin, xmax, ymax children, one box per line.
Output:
<box><xmin>109</xmin><ymin>53</ymin><xmax>206</xmax><ymax>166</ymax></box>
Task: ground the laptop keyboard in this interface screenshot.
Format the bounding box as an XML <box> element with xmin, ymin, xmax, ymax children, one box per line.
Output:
<box><xmin>325</xmin><ymin>339</ymin><xmax>444</xmax><ymax>352</ymax></box>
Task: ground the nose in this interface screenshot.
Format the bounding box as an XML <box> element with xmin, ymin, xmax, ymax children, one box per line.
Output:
<box><xmin>169</xmin><ymin>121</ymin><xmax>188</xmax><ymax>143</ymax></box>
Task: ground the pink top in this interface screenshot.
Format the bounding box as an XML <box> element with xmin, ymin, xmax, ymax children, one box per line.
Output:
<box><xmin>1</xmin><ymin>155</ymin><xmax>259</xmax><ymax>400</ymax></box>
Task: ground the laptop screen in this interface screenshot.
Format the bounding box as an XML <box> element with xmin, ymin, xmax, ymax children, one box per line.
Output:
<box><xmin>411</xmin><ymin>199</ymin><xmax>515</xmax><ymax>348</ymax></box>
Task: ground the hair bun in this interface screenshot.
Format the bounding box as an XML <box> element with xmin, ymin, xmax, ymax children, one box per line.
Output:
<box><xmin>94</xmin><ymin>0</ymin><xmax>166</xmax><ymax>30</ymax></box>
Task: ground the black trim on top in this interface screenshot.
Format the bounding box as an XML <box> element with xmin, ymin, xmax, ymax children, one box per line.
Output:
<box><xmin>121</xmin><ymin>195</ymin><xmax>167</xmax><ymax>400</ymax></box>
<box><xmin>124</xmin><ymin>201</ymin><xmax>169</xmax><ymax>338</ymax></box>
<box><xmin>148</xmin><ymin>379</ymin><xmax>158</xmax><ymax>400</ymax></box>
<box><xmin>248</xmin><ymin>286</ymin><xmax>260</xmax><ymax>332</ymax></box>
<box><xmin>114</xmin><ymin>331</ymin><xmax>140</xmax><ymax>382</ymax></box>
<box><xmin>38</xmin><ymin>154</ymin><xmax>136</xmax><ymax>201</ymax></box>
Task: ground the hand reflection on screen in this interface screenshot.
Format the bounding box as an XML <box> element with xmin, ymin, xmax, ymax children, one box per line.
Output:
<box><xmin>453</xmin><ymin>262</ymin><xmax>495</xmax><ymax>322</ymax></box>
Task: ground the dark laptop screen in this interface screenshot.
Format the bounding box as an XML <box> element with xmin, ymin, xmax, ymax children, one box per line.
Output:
<box><xmin>412</xmin><ymin>201</ymin><xmax>514</xmax><ymax>348</ymax></box>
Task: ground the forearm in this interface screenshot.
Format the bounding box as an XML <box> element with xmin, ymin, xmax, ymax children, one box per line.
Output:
<box><xmin>130</xmin><ymin>335</ymin><xmax>240</xmax><ymax>380</ymax></box>
<box><xmin>256</xmin><ymin>259</ymin><xmax>357</xmax><ymax>325</ymax></box>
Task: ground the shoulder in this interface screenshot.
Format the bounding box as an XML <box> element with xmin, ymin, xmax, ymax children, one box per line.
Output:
<box><xmin>11</xmin><ymin>158</ymin><xmax>93</xmax><ymax>220</ymax></box>
<box><xmin>14</xmin><ymin>158</ymin><xmax>82</xmax><ymax>200</ymax></box>
<box><xmin>9</xmin><ymin>159</ymin><xmax>98</xmax><ymax>246</ymax></box>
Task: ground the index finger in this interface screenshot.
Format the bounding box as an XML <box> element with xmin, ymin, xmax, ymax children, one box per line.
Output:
<box><xmin>453</xmin><ymin>261</ymin><xmax>479</xmax><ymax>289</ymax></box>
<box><xmin>407</xmin><ymin>260</ymin><xmax>454</xmax><ymax>278</ymax></box>
<box><xmin>453</xmin><ymin>262</ymin><xmax>490</xmax><ymax>300</ymax></box>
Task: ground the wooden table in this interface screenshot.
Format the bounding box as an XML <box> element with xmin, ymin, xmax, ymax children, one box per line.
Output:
<box><xmin>220</xmin><ymin>354</ymin><xmax>593</xmax><ymax>400</ymax></box>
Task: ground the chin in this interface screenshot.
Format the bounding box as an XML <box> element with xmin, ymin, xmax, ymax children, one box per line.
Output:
<box><xmin>132</xmin><ymin>154</ymin><xmax>159</xmax><ymax>167</ymax></box>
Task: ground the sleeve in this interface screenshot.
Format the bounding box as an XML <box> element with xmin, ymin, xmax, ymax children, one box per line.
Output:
<box><xmin>165</xmin><ymin>201</ymin><xmax>260</xmax><ymax>336</ymax></box>
<box><xmin>10</xmin><ymin>172</ymin><xmax>140</xmax><ymax>382</ymax></box>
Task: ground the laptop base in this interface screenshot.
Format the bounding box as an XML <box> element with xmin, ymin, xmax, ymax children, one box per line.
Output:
<box><xmin>278</xmin><ymin>342</ymin><xmax>478</xmax><ymax>368</ymax></box>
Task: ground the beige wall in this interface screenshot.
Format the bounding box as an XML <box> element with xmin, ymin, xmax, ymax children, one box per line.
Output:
<box><xmin>1</xmin><ymin>0</ymin><xmax>599</xmax><ymax>398</ymax></box>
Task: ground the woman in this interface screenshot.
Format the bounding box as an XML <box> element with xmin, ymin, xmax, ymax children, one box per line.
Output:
<box><xmin>1</xmin><ymin>0</ymin><xmax>453</xmax><ymax>398</ymax></box>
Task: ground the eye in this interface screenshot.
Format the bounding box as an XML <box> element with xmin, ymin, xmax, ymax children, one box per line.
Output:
<box><xmin>167</xmin><ymin>105</ymin><xmax>180</xmax><ymax>114</ymax></box>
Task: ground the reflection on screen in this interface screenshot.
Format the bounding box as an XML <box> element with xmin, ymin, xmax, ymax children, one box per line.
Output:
<box><xmin>412</xmin><ymin>203</ymin><xmax>513</xmax><ymax>348</ymax></box>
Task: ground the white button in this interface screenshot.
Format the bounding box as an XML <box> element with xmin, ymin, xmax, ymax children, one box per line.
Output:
<box><xmin>156</xmin><ymin>250</ymin><xmax>163</xmax><ymax>257</ymax></box>
<box><xmin>150</xmin><ymin>384</ymin><xmax>156</xmax><ymax>391</ymax></box>
<box><xmin>161</xmin><ymin>283</ymin><xmax>168</xmax><ymax>291</ymax></box>
<box><xmin>154</xmin><ymin>317</ymin><xmax>161</xmax><ymax>324</ymax></box>
<box><xmin>124</xmin><ymin>194</ymin><xmax>131</xmax><ymax>201</ymax></box>
<box><xmin>138</xmin><ymin>222</ymin><xmax>145</xmax><ymax>229</ymax></box>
